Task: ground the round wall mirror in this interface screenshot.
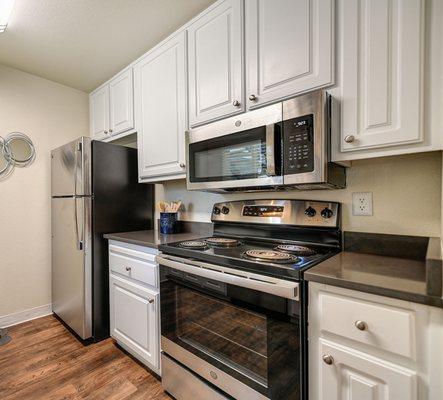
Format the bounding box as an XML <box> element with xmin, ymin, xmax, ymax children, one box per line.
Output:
<box><xmin>4</xmin><ymin>133</ymin><xmax>35</xmax><ymax>167</ymax></box>
<box><xmin>0</xmin><ymin>139</ymin><xmax>14</xmax><ymax>180</ymax></box>
<box><xmin>0</xmin><ymin>132</ymin><xmax>35</xmax><ymax>180</ymax></box>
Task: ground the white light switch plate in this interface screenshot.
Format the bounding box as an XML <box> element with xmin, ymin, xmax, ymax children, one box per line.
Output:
<box><xmin>352</xmin><ymin>192</ymin><xmax>373</xmax><ymax>216</ymax></box>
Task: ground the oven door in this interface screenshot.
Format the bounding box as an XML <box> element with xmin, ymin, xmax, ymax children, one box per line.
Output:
<box><xmin>186</xmin><ymin>103</ymin><xmax>283</xmax><ymax>191</ymax></box>
<box><xmin>158</xmin><ymin>255</ymin><xmax>303</xmax><ymax>400</ymax></box>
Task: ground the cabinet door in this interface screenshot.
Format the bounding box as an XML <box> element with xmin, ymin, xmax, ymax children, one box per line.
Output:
<box><xmin>134</xmin><ymin>31</ymin><xmax>186</xmax><ymax>180</ymax></box>
<box><xmin>110</xmin><ymin>273</ymin><xmax>159</xmax><ymax>369</ymax></box>
<box><xmin>318</xmin><ymin>340</ymin><xmax>417</xmax><ymax>400</ymax></box>
<box><xmin>340</xmin><ymin>0</ymin><xmax>424</xmax><ymax>151</ymax></box>
<box><xmin>109</xmin><ymin>69</ymin><xmax>134</xmax><ymax>135</ymax></box>
<box><xmin>246</xmin><ymin>0</ymin><xmax>334</xmax><ymax>109</ymax></box>
<box><xmin>89</xmin><ymin>85</ymin><xmax>109</xmax><ymax>140</ymax></box>
<box><xmin>187</xmin><ymin>0</ymin><xmax>244</xmax><ymax>127</ymax></box>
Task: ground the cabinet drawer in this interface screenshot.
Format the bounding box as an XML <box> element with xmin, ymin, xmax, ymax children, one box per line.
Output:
<box><xmin>319</xmin><ymin>292</ymin><xmax>416</xmax><ymax>359</ymax></box>
<box><xmin>109</xmin><ymin>245</ymin><xmax>158</xmax><ymax>287</ymax></box>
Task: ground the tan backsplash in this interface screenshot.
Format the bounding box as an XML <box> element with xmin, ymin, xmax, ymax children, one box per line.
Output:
<box><xmin>156</xmin><ymin>151</ymin><xmax>442</xmax><ymax>237</ymax></box>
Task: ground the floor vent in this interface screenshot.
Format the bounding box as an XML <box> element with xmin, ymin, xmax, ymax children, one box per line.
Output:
<box><xmin>0</xmin><ymin>328</ymin><xmax>11</xmax><ymax>345</ymax></box>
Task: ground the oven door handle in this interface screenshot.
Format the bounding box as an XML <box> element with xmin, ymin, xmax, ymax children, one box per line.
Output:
<box><xmin>156</xmin><ymin>255</ymin><xmax>299</xmax><ymax>301</ymax></box>
<box><xmin>266</xmin><ymin>124</ymin><xmax>276</xmax><ymax>176</ymax></box>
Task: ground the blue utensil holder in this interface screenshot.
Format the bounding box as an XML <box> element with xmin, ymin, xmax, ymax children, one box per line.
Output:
<box><xmin>160</xmin><ymin>212</ymin><xmax>178</xmax><ymax>234</ymax></box>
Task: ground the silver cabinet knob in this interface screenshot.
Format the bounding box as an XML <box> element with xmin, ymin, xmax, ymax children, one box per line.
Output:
<box><xmin>109</xmin><ymin>129</ymin><xmax>113</xmax><ymax>133</ymax></box>
<box><xmin>180</xmin><ymin>163</ymin><xmax>186</xmax><ymax>168</ymax></box>
<box><xmin>355</xmin><ymin>320</ymin><xmax>367</xmax><ymax>331</ymax></box>
<box><xmin>249</xmin><ymin>94</ymin><xmax>258</xmax><ymax>102</ymax></box>
<box><xmin>322</xmin><ymin>355</ymin><xmax>334</xmax><ymax>365</ymax></box>
<box><xmin>232</xmin><ymin>100</ymin><xmax>240</xmax><ymax>107</ymax></box>
<box><xmin>125</xmin><ymin>266</ymin><xmax>131</xmax><ymax>272</ymax></box>
<box><xmin>210</xmin><ymin>371</ymin><xmax>218</xmax><ymax>380</ymax></box>
<box><xmin>344</xmin><ymin>134</ymin><xmax>355</xmax><ymax>143</ymax></box>
<box><xmin>148</xmin><ymin>298</ymin><xmax>155</xmax><ymax>304</ymax></box>
<box><xmin>104</xmin><ymin>130</ymin><xmax>108</xmax><ymax>134</ymax></box>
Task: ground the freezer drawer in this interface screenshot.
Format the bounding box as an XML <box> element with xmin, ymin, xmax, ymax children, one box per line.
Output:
<box><xmin>51</xmin><ymin>137</ymin><xmax>91</xmax><ymax>197</ymax></box>
<box><xmin>51</xmin><ymin>196</ymin><xmax>92</xmax><ymax>339</ymax></box>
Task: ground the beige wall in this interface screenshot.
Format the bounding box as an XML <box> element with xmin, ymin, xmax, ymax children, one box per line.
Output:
<box><xmin>0</xmin><ymin>65</ymin><xmax>89</xmax><ymax>317</ymax></box>
<box><xmin>159</xmin><ymin>152</ymin><xmax>442</xmax><ymax>237</ymax></box>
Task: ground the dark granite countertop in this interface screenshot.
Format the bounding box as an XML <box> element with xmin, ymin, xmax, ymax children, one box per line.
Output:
<box><xmin>104</xmin><ymin>221</ymin><xmax>212</xmax><ymax>249</ymax></box>
<box><xmin>305</xmin><ymin>233</ymin><xmax>443</xmax><ymax>308</ymax></box>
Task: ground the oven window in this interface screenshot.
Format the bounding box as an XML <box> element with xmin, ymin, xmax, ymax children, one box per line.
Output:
<box><xmin>161</xmin><ymin>275</ymin><xmax>301</xmax><ymax>400</ymax></box>
<box><xmin>189</xmin><ymin>125</ymin><xmax>281</xmax><ymax>183</ymax></box>
<box><xmin>177</xmin><ymin>286</ymin><xmax>268</xmax><ymax>384</ymax></box>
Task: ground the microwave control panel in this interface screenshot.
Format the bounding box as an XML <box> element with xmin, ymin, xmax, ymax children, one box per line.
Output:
<box><xmin>283</xmin><ymin>114</ymin><xmax>314</xmax><ymax>174</ymax></box>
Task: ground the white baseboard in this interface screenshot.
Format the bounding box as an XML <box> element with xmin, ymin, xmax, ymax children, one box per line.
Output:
<box><xmin>0</xmin><ymin>304</ymin><xmax>53</xmax><ymax>328</ymax></box>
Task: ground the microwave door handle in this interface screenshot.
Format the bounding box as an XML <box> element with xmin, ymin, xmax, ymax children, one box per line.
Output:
<box><xmin>266</xmin><ymin>124</ymin><xmax>276</xmax><ymax>176</ymax></box>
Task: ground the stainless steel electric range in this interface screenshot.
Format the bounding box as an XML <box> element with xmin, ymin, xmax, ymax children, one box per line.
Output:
<box><xmin>156</xmin><ymin>200</ymin><xmax>341</xmax><ymax>400</ymax></box>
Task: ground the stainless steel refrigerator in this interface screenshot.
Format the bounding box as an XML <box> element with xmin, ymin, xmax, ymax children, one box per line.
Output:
<box><xmin>51</xmin><ymin>137</ymin><xmax>154</xmax><ymax>342</ymax></box>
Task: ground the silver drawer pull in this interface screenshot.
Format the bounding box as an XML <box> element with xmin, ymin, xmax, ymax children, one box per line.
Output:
<box><xmin>125</xmin><ymin>266</ymin><xmax>131</xmax><ymax>272</ymax></box>
<box><xmin>210</xmin><ymin>371</ymin><xmax>218</xmax><ymax>379</ymax></box>
<box><xmin>148</xmin><ymin>298</ymin><xmax>155</xmax><ymax>304</ymax></box>
<box><xmin>322</xmin><ymin>355</ymin><xmax>334</xmax><ymax>365</ymax></box>
<box><xmin>355</xmin><ymin>320</ymin><xmax>367</xmax><ymax>331</ymax></box>
<box><xmin>344</xmin><ymin>134</ymin><xmax>355</xmax><ymax>143</ymax></box>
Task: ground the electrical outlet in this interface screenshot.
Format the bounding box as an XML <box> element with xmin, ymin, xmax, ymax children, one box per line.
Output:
<box><xmin>352</xmin><ymin>192</ymin><xmax>373</xmax><ymax>216</ymax></box>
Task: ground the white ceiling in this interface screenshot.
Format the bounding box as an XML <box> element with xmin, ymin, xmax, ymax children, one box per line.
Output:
<box><xmin>0</xmin><ymin>0</ymin><xmax>215</xmax><ymax>92</ymax></box>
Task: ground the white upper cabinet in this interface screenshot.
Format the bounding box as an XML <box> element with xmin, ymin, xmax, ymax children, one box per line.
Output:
<box><xmin>109</xmin><ymin>69</ymin><xmax>134</xmax><ymax>136</ymax></box>
<box><xmin>340</xmin><ymin>0</ymin><xmax>424</xmax><ymax>152</ymax></box>
<box><xmin>89</xmin><ymin>85</ymin><xmax>109</xmax><ymax>140</ymax></box>
<box><xmin>134</xmin><ymin>31</ymin><xmax>187</xmax><ymax>182</ymax></box>
<box><xmin>89</xmin><ymin>69</ymin><xmax>135</xmax><ymax>140</ymax></box>
<box><xmin>245</xmin><ymin>0</ymin><xmax>334</xmax><ymax>109</ymax></box>
<box><xmin>187</xmin><ymin>0</ymin><xmax>244</xmax><ymax>127</ymax></box>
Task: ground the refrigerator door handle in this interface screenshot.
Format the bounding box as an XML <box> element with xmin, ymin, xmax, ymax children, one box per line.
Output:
<box><xmin>74</xmin><ymin>143</ymin><xmax>83</xmax><ymax>251</ymax></box>
<box><xmin>74</xmin><ymin>197</ymin><xmax>83</xmax><ymax>251</ymax></box>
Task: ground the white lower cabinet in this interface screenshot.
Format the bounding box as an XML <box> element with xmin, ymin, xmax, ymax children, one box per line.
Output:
<box><xmin>319</xmin><ymin>339</ymin><xmax>416</xmax><ymax>400</ymax></box>
<box><xmin>309</xmin><ymin>283</ymin><xmax>443</xmax><ymax>400</ymax></box>
<box><xmin>110</xmin><ymin>274</ymin><xmax>159</xmax><ymax>370</ymax></box>
<box><xmin>108</xmin><ymin>240</ymin><xmax>160</xmax><ymax>374</ymax></box>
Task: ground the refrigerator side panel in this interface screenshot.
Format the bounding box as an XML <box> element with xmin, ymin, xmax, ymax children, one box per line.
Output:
<box><xmin>91</xmin><ymin>141</ymin><xmax>154</xmax><ymax>341</ymax></box>
<box><xmin>51</xmin><ymin>197</ymin><xmax>92</xmax><ymax>339</ymax></box>
<box><xmin>51</xmin><ymin>137</ymin><xmax>91</xmax><ymax>197</ymax></box>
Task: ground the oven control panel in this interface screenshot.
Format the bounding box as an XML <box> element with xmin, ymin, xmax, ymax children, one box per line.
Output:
<box><xmin>283</xmin><ymin>114</ymin><xmax>314</xmax><ymax>175</ymax></box>
<box><xmin>242</xmin><ymin>205</ymin><xmax>284</xmax><ymax>217</ymax></box>
<box><xmin>211</xmin><ymin>200</ymin><xmax>340</xmax><ymax>228</ymax></box>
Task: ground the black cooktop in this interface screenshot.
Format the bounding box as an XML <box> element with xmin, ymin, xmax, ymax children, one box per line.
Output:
<box><xmin>158</xmin><ymin>236</ymin><xmax>339</xmax><ymax>281</ymax></box>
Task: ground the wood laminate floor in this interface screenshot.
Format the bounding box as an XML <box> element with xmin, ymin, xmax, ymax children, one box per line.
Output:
<box><xmin>0</xmin><ymin>315</ymin><xmax>172</xmax><ymax>400</ymax></box>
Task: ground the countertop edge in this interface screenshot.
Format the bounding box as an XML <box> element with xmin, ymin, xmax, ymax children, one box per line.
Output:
<box><xmin>104</xmin><ymin>234</ymin><xmax>158</xmax><ymax>249</ymax></box>
<box><xmin>304</xmin><ymin>272</ymin><xmax>443</xmax><ymax>309</ymax></box>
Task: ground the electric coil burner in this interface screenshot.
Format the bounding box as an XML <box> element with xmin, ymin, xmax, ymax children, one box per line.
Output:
<box><xmin>178</xmin><ymin>241</ymin><xmax>208</xmax><ymax>250</ymax></box>
<box><xmin>242</xmin><ymin>249</ymin><xmax>299</xmax><ymax>264</ymax></box>
<box><xmin>204</xmin><ymin>237</ymin><xmax>241</xmax><ymax>247</ymax></box>
<box><xmin>157</xmin><ymin>200</ymin><xmax>341</xmax><ymax>400</ymax></box>
<box><xmin>275</xmin><ymin>244</ymin><xmax>317</xmax><ymax>256</ymax></box>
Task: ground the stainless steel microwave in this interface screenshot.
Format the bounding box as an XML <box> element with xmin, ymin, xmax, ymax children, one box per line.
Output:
<box><xmin>186</xmin><ymin>90</ymin><xmax>346</xmax><ymax>192</ymax></box>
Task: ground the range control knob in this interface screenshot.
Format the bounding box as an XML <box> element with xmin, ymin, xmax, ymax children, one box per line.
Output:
<box><xmin>213</xmin><ymin>206</ymin><xmax>221</xmax><ymax>215</ymax></box>
<box><xmin>221</xmin><ymin>206</ymin><xmax>230</xmax><ymax>215</ymax></box>
<box><xmin>304</xmin><ymin>207</ymin><xmax>316</xmax><ymax>218</ymax></box>
<box><xmin>321</xmin><ymin>207</ymin><xmax>333</xmax><ymax>219</ymax></box>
